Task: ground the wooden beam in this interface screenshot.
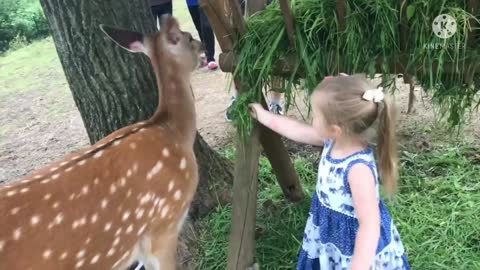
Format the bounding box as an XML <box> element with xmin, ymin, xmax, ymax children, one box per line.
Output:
<box><xmin>246</xmin><ymin>0</ymin><xmax>268</xmax><ymax>16</ymax></box>
<box><xmin>199</xmin><ymin>0</ymin><xmax>235</xmax><ymax>52</ymax></box>
<box><xmin>228</xmin><ymin>0</ymin><xmax>247</xmax><ymax>35</ymax></box>
<box><xmin>336</xmin><ymin>0</ymin><xmax>347</xmax><ymax>32</ymax></box>
<box><xmin>279</xmin><ymin>0</ymin><xmax>296</xmax><ymax>49</ymax></box>
<box><xmin>468</xmin><ymin>0</ymin><xmax>479</xmax><ymax>48</ymax></box>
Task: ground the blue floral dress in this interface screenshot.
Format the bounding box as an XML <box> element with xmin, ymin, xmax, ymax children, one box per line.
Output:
<box><xmin>297</xmin><ymin>140</ymin><xmax>410</xmax><ymax>270</ymax></box>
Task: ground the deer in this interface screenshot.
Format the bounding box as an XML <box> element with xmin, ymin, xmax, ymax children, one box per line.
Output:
<box><xmin>0</xmin><ymin>15</ymin><xmax>202</xmax><ymax>270</ymax></box>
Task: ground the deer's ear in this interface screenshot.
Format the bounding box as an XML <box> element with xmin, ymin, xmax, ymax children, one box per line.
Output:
<box><xmin>100</xmin><ymin>24</ymin><xmax>145</xmax><ymax>53</ymax></box>
<box><xmin>159</xmin><ymin>15</ymin><xmax>181</xmax><ymax>45</ymax></box>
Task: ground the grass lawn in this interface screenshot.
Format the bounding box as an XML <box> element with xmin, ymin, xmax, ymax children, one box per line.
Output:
<box><xmin>196</xmin><ymin>147</ymin><xmax>480</xmax><ymax>269</ymax></box>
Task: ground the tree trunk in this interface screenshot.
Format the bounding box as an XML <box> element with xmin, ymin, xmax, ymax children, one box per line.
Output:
<box><xmin>39</xmin><ymin>0</ymin><xmax>158</xmax><ymax>144</ymax></box>
<box><xmin>39</xmin><ymin>0</ymin><xmax>233</xmax><ymax>266</ymax></box>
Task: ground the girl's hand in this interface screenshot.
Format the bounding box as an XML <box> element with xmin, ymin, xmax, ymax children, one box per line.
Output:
<box><xmin>248</xmin><ymin>103</ymin><xmax>264</xmax><ymax>120</ymax></box>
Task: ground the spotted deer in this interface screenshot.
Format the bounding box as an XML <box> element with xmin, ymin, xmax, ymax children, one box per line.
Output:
<box><xmin>0</xmin><ymin>15</ymin><xmax>202</xmax><ymax>270</ymax></box>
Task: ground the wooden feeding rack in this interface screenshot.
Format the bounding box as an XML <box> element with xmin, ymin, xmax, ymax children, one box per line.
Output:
<box><xmin>199</xmin><ymin>0</ymin><xmax>479</xmax><ymax>269</ymax></box>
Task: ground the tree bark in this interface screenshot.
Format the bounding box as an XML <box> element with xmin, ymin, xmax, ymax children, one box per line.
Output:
<box><xmin>39</xmin><ymin>0</ymin><xmax>233</xmax><ymax>266</ymax></box>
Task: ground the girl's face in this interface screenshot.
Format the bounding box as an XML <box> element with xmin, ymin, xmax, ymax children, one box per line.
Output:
<box><xmin>311</xmin><ymin>91</ymin><xmax>341</xmax><ymax>139</ymax></box>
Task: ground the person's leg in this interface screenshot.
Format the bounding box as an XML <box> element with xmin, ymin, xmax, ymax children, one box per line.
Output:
<box><xmin>199</xmin><ymin>8</ymin><xmax>217</xmax><ymax>69</ymax></box>
<box><xmin>268</xmin><ymin>76</ymin><xmax>284</xmax><ymax>115</ymax></box>
<box><xmin>151</xmin><ymin>2</ymin><xmax>173</xmax><ymax>29</ymax></box>
<box><xmin>187</xmin><ymin>5</ymin><xmax>203</xmax><ymax>40</ymax></box>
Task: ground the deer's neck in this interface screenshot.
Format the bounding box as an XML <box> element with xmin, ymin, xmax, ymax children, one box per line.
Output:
<box><xmin>150</xmin><ymin>61</ymin><xmax>196</xmax><ymax>147</ymax></box>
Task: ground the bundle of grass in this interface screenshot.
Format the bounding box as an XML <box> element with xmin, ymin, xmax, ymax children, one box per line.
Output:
<box><xmin>232</xmin><ymin>0</ymin><xmax>479</xmax><ymax>138</ymax></box>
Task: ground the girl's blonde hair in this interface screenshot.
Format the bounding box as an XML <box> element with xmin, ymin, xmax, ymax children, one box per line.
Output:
<box><xmin>315</xmin><ymin>74</ymin><xmax>398</xmax><ymax>195</ymax></box>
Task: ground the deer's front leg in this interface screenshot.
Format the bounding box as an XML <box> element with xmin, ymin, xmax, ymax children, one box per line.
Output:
<box><xmin>149</xmin><ymin>227</ymin><xmax>179</xmax><ymax>270</ymax></box>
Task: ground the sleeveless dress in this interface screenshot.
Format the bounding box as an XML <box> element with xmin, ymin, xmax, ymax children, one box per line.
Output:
<box><xmin>296</xmin><ymin>140</ymin><xmax>410</xmax><ymax>270</ymax></box>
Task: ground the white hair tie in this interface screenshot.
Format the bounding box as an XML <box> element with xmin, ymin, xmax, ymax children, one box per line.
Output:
<box><xmin>362</xmin><ymin>87</ymin><xmax>384</xmax><ymax>103</ymax></box>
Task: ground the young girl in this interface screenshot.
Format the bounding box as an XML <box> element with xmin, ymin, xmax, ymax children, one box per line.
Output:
<box><xmin>249</xmin><ymin>74</ymin><xmax>410</xmax><ymax>270</ymax></box>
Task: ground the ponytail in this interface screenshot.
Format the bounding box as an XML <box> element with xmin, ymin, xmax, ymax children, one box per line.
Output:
<box><xmin>377</xmin><ymin>96</ymin><xmax>398</xmax><ymax>196</ymax></box>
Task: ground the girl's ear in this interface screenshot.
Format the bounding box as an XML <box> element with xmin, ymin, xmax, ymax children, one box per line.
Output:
<box><xmin>331</xmin><ymin>124</ymin><xmax>343</xmax><ymax>138</ymax></box>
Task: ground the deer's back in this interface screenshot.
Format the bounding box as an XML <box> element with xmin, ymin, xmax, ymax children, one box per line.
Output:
<box><xmin>0</xmin><ymin>122</ymin><xmax>198</xmax><ymax>269</ymax></box>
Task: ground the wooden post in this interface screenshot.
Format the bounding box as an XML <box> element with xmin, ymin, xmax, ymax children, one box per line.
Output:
<box><xmin>201</xmin><ymin>0</ymin><xmax>304</xmax><ymax>203</ymax></box>
<box><xmin>279</xmin><ymin>0</ymin><xmax>296</xmax><ymax>49</ymax></box>
<box><xmin>226</xmin><ymin>2</ymin><xmax>266</xmax><ymax>269</ymax></box>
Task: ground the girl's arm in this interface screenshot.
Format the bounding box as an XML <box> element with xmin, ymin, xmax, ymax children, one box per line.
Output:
<box><xmin>348</xmin><ymin>163</ymin><xmax>381</xmax><ymax>270</ymax></box>
<box><xmin>249</xmin><ymin>103</ymin><xmax>324</xmax><ymax>146</ymax></box>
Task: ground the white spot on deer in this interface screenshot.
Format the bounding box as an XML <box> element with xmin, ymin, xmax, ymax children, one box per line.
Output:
<box><xmin>126</xmin><ymin>224</ymin><xmax>133</xmax><ymax>234</ymax></box>
<box><xmin>85</xmin><ymin>237</ymin><xmax>91</xmax><ymax>245</ymax></box>
<box><xmin>162</xmin><ymin>148</ymin><xmax>170</xmax><ymax>157</ymax></box>
<box><xmin>72</xmin><ymin>221</ymin><xmax>80</xmax><ymax>229</ymax></box>
<box><xmin>122</xmin><ymin>211</ymin><xmax>131</xmax><ymax>221</ymax></box>
<box><xmin>50</xmin><ymin>167</ymin><xmax>58</xmax><ymax>172</ymax></box>
<box><xmin>6</xmin><ymin>190</ymin><xmax>17</xmax><ymax>197</ymax></box>
<box><xmin>137</xmin><ymin>224</ymin><xmax>147</xmax><ymax>236</ymax></box>
<box><xmin>126</xmin><ymin>169</ymin><xmax>133</xmax><ymax>177</ymax></box>
<box><xmin>34</xmin><ymin>175</ymin><xmax>43</xmax><ymax>179</ymax></box>
<box><xmin>146</xmin><ymin>161</ymin><xmax>163</xmax><ymax>180</ymax></box>
<box><xmin>161</xmin><ymin>206</ymin><xmax>170</xmax><ymax>218</ymax></box>
<box><xmin>139</xmin><ymin>128</ymin><xmax>146</xmax><ymax>132</ymax></box>
<box><xmin>133</xmin><ymin>163</ymin><xmax>139</xmax><ymax>173</ymax></box>
<box><xmin>168</xmin><ymin>180</ymin><xmax>175</xmax><ymax>192</ymax></box>
<box><xmin>13</xmin><ymin>228</ymin><xmax>21</xmax><ymax>240</ymax></box>
<box><xmin>94</xmin><ymin>177</ymin><xmax>100</xmax><ymax>185</ymax></box>
<box><xmin>148</xmin><ymin>208</ymin><xmax>155</xmax><ymax>218</ymax></box>
<box><xmin>104</xmin><ymin>222</ymin><xmax>112</xmax><ymax>231</ymax></box>
<box><xmin>59</xmin><ymin>252</ymin><xmax>68</xmax><ymax>260</ymax></box>
<box><xmin>69</xmin><ymin>194</ymin><xmax>75</xmax><ymax>200</ymax></box>
<box><xmin>30</xmin><ymin>215</ymin><xmax>40</xmax><ymax>226</ymax></box>
<box><xmin>115</xmin><ymin>228</ymin><xmax>122</xmax><ymax>236</ymax></box>
<box><xmin>101</xmin><ymin>199</ymin><xmax>108</xmax><ymax>209</ymax></box>
<box><xmin>119</xmin><ymin>177</ymin><xmax>126</xmax><ymax>187</ymax></box>
<box><xmin>76</xmin><ymin>249</ymin><xmax>86</xmax><ymax>259</ymax></box>
<box><xmin>174</xmin><ymin>190</ymin><xmax>182</xmax><ymax>201</ymax></box>
<box><xmin>113</xmin><ymin>237</ymin><xmax>120</xmax><ymax>247</ymax></box>
<box><xmin>129</xmin><ymin>143</ymin><xmax>137</xmax><ymax>150</ymax></box>
<box><xmin>107</xmin><ymin>248</ymin><xmax>116</xmax><ymax>257</ymax></box>
<box><xmin>157</xmin><ymin>198</ymin><xmax>166</xmax><ymax>209</ymax></box>
<box><xmin>43</xmin><ymin>249</ymin><xmax>52</xmax><ymax>259</ymax></box>
<box><xmin>71</xmin><ymin>156</ymin><xmax>81</xmax><ymax>161</ymax></box>
<box><xmin>41</xmin><ymin>178</ymin><xmax>51</xmax><ymax>184</ymax></box>
<box><xmin>20</xmin><ymin>187</ymin><xmax>29</xmax><ymax>193</ymax></box>
<box><xmin>110</xmin><ymin>184</ymin><xmax>117</xmax><ymax>194</ymax></box>
<box><xmin>91</xmin><ymin>254</ymin><xmax>101</xmax><ymax>264</ymax></box>
<box><xmin>90</xmin><ymin>213</ymin><xmax>98</xmax><ymax>224</ymax></box>
<box><xmin>179</xmin><ymin>158</ymin><xmax>187</xmax><ymax>170</ymax></box>
<box><xmin>79</xmin><ymin>216</ymin><xmax>87</xmax><ymax>226</ymax></box>
<box><xmin>0</xmin><ymin>240</ymin><xmax>5</xmax><ymax>252</ymax></box>
<box><xmin>75</xmin><ymin>259</ymin><xmax>85</xmax><ymax>268</ymax></box>
<box><xmin>82</xmin><ymin>185</ymin><xmax>89</xmax><ymax>195</ymax></box>
<box><xmin>136</xmin><ymin>208</ymin><xmax>145</xmax><ymax>220</ymax></box>
<box><xmin>127</xmin><ymin>189</ymin><xmax>132</xmax><ymax>197</ymax></box>
<box><xmin>43</xmin><ymin>193</ymin><xmax>52</xmax><ymax>200</ymax></box>
<box><xmin>10</xmin><ymin>207</ymin><xmax>20</xmax><ymax>215</ymax></box>
<box><xmin>52</xmin><ymin>201</ymin><xmax>60</xmax><ymax>209</ymax></box>
<box><xmin>93</xmin><ymin>150</ymin><xmax>104</xmax><ymax>159</ymax></box>
<box><xmin>54</xmin><ymin>213</ymin><xmax>64</xmax><ymax>225</ymax></box>
<box><xmin>66</xmin><ymin>167</ymin><xmax>74</xmax><ymax>172</ymax></box>
<box><xmin>113</xmin><ymin>140</ymin><xmax>121</xmax><ymax>146</ymax></box>
<box><xmin>78</xmin><ymin>160</ymin><xmax>87</xmax><ymax>166</ymax></box>
<box><xmin>52</xmin><ymin>173</ymin><xmax>60</xmax><ymax>179</ymax></box>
